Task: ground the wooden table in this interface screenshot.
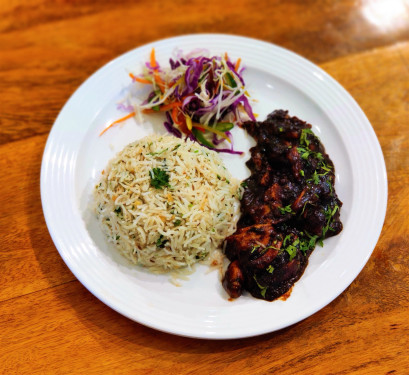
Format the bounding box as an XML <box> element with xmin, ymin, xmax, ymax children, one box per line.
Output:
<box><xmin>1</xmin><ymin>1</ymin><xmax>408</xmax><ymax>373</ymax></box>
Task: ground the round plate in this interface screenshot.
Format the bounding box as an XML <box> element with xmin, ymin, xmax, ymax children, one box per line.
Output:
<box><xmin>41</xmin><ymin>34</ymin><xmax>387</xmax><ymax>339</ymax></box>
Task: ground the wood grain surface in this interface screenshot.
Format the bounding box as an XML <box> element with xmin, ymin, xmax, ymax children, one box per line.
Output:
<box><xmin>1</xmin><ymin>1</ymin><xmax>409</xmax><ymax>374</ymax></box>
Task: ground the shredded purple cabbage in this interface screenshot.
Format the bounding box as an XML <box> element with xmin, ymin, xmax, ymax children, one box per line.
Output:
<box><xmin>135</xmin><ymin>50</ymin><xmax>256</xmax><ymax>155</ymax></box>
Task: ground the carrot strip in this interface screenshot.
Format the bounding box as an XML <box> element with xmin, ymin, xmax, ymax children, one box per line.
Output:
<box><xmin>154</xmin><ymin>73</ymin><xmax>166</xmax><ymax>92</ymax></box>
<box><xmin>160</xmin><ymin>102</ymin><xmax>182</xmax><ymax>111</ymax></box>
<box><xmin>235</xmin><ymin>58</ymin><xmax>241</xmax><ymax>71</ymax></box>
<box><xmin>99</xmin><ymin>112</ymin><xmax>135</xmax><ymax>136</ymax></box>
<box><xmin>172</xmin><ymin>106</ymin><xmax>189</xmax><ymax>134</ymax></box>
<box><xmin>142</xmin><ymin>108</ymin><xmax>156</xmax><ymax>114</ymax></box>
<box><xmin>171</xmin><ymin>106</ymin><xmax>179</xmax><ymax>124</ymax></box>
<box><xmin>150</xmin><ymin>48</ymin><xmax>157</xmax><ymax>68</ymax></box>
<box><xmin>129</xmin><ymin>73</ymin><xmax>152</xmax><ymax>84</ymax></box>
<box><xmin>142</xmin><ymin>102</ymin><xmax>182</xmax><ymax>114</ymax></box>
<box><xmin>149</xmin><ymin>48</ymin><xmax>165</xmax><ymax>91</ymax></box>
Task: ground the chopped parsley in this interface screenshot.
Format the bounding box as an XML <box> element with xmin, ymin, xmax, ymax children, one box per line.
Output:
<box><xmin>156</xmin><ymin>234</ymin><xmax>168</xmax><ymax>248</ymax></box>
<box><xmin>251</xmin><ymin>245</ymin><xmax>260</xmax><ymax>253</ymax></box>
<box><xmin>253</xmin><ymin>275</ymin><xmax>268</xmax><ymax>298</ymax></box>
<box><xmin>310</xmin><ymin>170</ymin><xmax>320</xmax><ymax>185</ymax></box>
<box><xmin>320</xmin><ymin>161</ymin><xmax>333</xmax><ymax>172</ymax></box>
<box><xmin>299</xmin><ymin>232</ymin><xmax>319</xmax><ymax>253</ymax></box>
<box><xmin>321</xmin><ymin>205</ymin><xmax>339</xmax><ymax>237</ymax></box>
<box><xmin>297</xmin><ymin>146</ymin><xmax>324</xmax><ymax>161</ymax></box>
<box><xmin>148</xmin><ymin>148</ymin><xmax>168</xmax><ymax>156</ymax></box>
<box><xmin>300</xmin><ymin>128</ymin><xmax>313</xmax><ymax>146</ymax></box>
<box><xmin>278</xmin><ymin>204</ymin><xmax>294</xmax><ymax>215</ymax></box>
<box><xmin>173</xmin><ymin>219</ymin><xmax>182</xmax><ymax>226</ymax></box>
<box><xmin>297</xmin><ymin>146</ymin><xmax>311</xmax><ymax>160</ymax></box>
<box><xmin>282</xmin><ymin>236</ymin><xmax>299</xmax><ymax>260</ymax></box>
<box><xmin>149</xmin><ymin>168</ymin><xmax>170</xmax><ymax>189</ymax></box>
<box><xmin>285</xmin><ymin>242</ymin><xmax>298</xmax><ymax>261</ymax></box>
<box><xmin>195</xmin><ymin>251</ymin><xmax>208</xmax><ymax>260</ymax></box>
<box><xmin>266</xmin><ymin>265</ymin><xmax>275</xmax><ymax>274</ymax></box>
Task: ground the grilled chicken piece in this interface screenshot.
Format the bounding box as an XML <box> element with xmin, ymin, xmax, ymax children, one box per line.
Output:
<box><xmin>222</xmin><ymin>260</ymin><xmax>244</xmax><ymax>299</ymax></box>
<box><xmin>224</xmin><ymin>223</ymin><xmax>276</xmax><ymax>260</ymax></box>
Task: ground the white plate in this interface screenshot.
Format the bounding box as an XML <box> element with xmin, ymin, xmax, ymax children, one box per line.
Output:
<box><xmin>41</xmin><ymin>34</ymin><xmax>387</xmax><ymax>339</ymax></box>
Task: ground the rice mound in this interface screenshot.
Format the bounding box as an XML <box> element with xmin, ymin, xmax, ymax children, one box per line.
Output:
<box><xmin>95</xmin><ymin>134</ymin><xmax>240</xmax><ymax>273</ymax></box>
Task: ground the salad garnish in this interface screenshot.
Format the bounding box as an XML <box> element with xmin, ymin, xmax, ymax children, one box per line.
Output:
<box><xmin>100</xmin><ymin>48</ymin><xmax>255</xmax><ymax>154</ymax></box>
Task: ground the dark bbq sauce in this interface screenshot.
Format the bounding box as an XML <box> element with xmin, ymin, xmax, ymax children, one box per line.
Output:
<box><xmin>222</xmin><ymin>110</ymin><xmax>343</xmax><ymax>301</ymax></box>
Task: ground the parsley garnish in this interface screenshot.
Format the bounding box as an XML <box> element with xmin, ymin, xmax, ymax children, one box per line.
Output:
<box><xmin>253</xmin><ymin>275</ymin><xmax>268</xmax><ymax>298</ymax></box>
<box><xmin>285</xmin><ymin>242</ymin><xmax>298</xmax><ymax>261</ymax></box>
<box><xmin>148</xmin><ymin>148</ymin><xmax>168</xmax><ymax>156</ymax></box>
<box><xmin>278</xmin><ymin>204</ymin><xmax>294</xmax><ymax>215</ymax></box>
<box><xmin>266</xmin><ymin>265</ymin><xmax>274</xmax><ymax>274</ymax></box>
<box><xmin>283</xmin><ymin>234</ymin><xmax>292</xmax><ymax>247</ymax></box>
<box><xmin>297</xmin><ymin>146</ymin><xmax>311</xmax><ymax>160</ymax></box>
<box><xmin>310</xmin><ymin>170</ymin><xmax>320</xmax><ymax>185</ymax></box>
<box><xmin>173</xmin><ymin>219</ymin><xmax>182</xmax><ymax>226</ymax></box>
<box><xmin>320</xmin><ymin>161</ymin><xmax>332</xmax><ymax>172</ymax></box>
<box><xmin>321</xmin><ymin>205</ymin><xmax>339</xmax><ymax>237</ymax></box>
<box><xmin>251</xmin><ymin>245</ymin><xmax>260</xmax><ymax>253</ymax></box>
<box><xmin>300</xmin><ymin>232</ymin><xmax>319</xmax><ymax>253</ymax></box>
<box><xmin>149</xmin><ymin>168</ymin><xmax>170</xmax><ymax>189</ymax></box>
<box><xmin>300</xmin><ymin>128</ymin><xmax>313</xmax><ymax>146</ymax></box>
<box><xmin>156</xmin><ymin>234</ymin><xmax>168</xmax><ymax>248</ymax></box>
<box><xmin>195</xmin><ymin>251</ymin><xmax>208</xmax><ymax>260</ymax></box>
<box><xmin>282</xmin><ymin>236</ymin><xmax>300</xmax><ymax>260</ymax></box>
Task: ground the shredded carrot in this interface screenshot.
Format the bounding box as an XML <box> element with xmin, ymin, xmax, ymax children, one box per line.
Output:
<box><xmin>142</xmin><ymin>108</ymin><xmax>156</xmax><ymax>114</ymax></box>
<box><xmin>172</xmin><ymin>107</ymin><xmax>189</xmax><ymax>134</ymax></box>
<box><xmin>171</xmin><ymin>106</ymin><xmax>179</xmax><ymax>124</ymax></box>
<box><xmin>235</xmin><ymin>58</ymin><xmax>241</xmax><ymax>71</ymax></box>
<box><xmin>149</xmin><ymin>48</ymin><xmax>165</xmax><ymax>91</ymax></box>
<box><xmin>154</xmin><ymin>73</ymin><xmax>165</xmax><ymax>92</ymax></box>
<box><xmin>99</xmin><ymin>112</ymin><xmax>135</xmax><ymax>136</ymax></box>
<box><xmin>129</xmin><ymin>73</ymin><xmax>152</xmax><ymax>84</ymax></box>
<box><xmin>150</xmin><ymin>48</ymin><xmax>157</xmax><ymax>68</ymax></box>
<box><xmin>142</xmin><ymin>103</ymin><xmax>181</xmax><ymax>114</ymax></box>
<box><xmin>159</xmin><ymin>102</ymin><xmax>182</xmax><ymax>111</ymax></box>
<box><xmin>224</xmin><ymin>52</ymin><xmax>228</xmax><ymax>61</ymax></box>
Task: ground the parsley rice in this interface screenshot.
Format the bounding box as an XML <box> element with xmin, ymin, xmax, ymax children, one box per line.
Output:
<box><xmin>95</xmin><ymin>134</ymin><xmax>240</xmax><ymax>273</ymax></box>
